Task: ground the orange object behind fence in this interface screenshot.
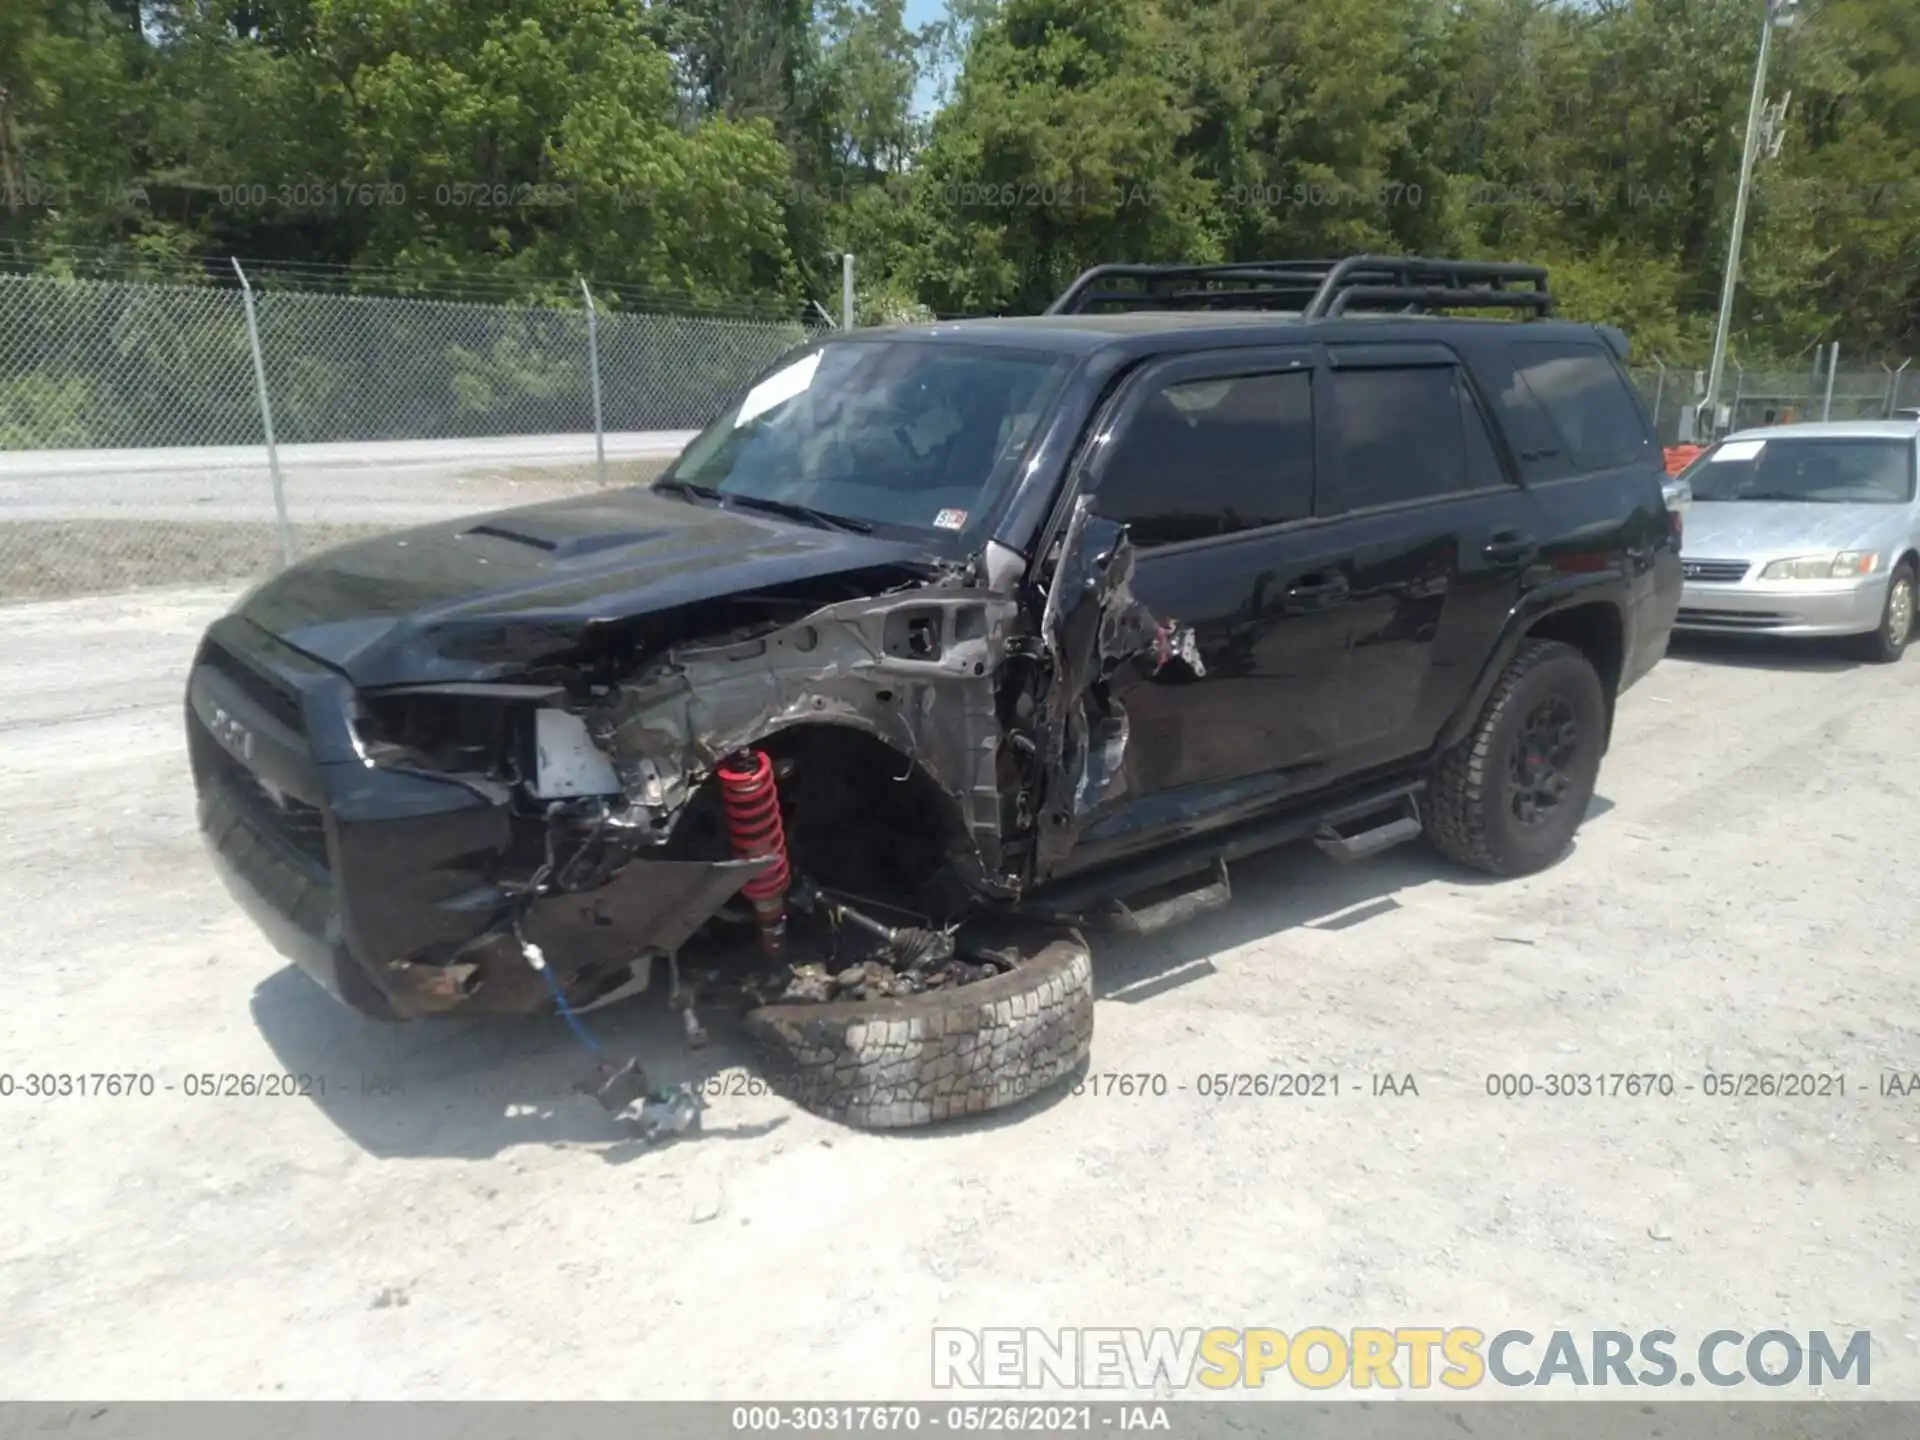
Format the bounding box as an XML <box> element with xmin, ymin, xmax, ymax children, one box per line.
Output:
<box><xmin>1664</xmin><ymin>445</ymin><xmax>1705</xmax><ymax>476</ymax></box>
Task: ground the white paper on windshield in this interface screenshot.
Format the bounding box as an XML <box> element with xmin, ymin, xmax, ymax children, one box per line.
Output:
<box><xmin>1712</xmin><ymin>439</ymin><xmax>1767</xmax><ymax>462</ymax></box>
<box><xmin>735</xmin><ymin>351</ymin><xmax>822</xmax><ymax>426</ymax></box>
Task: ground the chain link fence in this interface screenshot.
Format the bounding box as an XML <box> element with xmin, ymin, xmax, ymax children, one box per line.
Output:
<box><xmin>0</xmin><ymin>275</ymin><xmax>260</xmax><ymax>450</ymax></box>
<box><xmin>1630</xmin><ymin>358</ymin><xmax>1919</xmax><ymax>446</ymax></box>
<box><xmin>6</xmin><ymin>266</ymin><xmax>1918</xmax><ymax>602</ymax></box>
<box><xmin>0</xmin><ymin>271</ymin><xmax>820</xmax><ymax>601</ymax></box>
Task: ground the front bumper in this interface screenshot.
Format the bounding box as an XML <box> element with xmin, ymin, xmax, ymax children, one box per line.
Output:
<box><xmin>1674</xmin><ymin>574</ymin><xmax>1886</xmax><ymax>638</ymax></box>
<box><xmin>186</xmin><ymin>616</ymin><xmax>761</xmax><ymax>1020</ymax></box>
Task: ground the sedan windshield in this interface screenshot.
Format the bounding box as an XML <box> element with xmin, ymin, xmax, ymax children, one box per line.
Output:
<box><xmin>1685</xmin><ymin>436</ymin><xmax>1916</xmax><ymax>504</ymax></box>
<box><xmin>659</xmin><ymin>339</ymin><xmax>1073</xmax><ymax>537</ymax></box>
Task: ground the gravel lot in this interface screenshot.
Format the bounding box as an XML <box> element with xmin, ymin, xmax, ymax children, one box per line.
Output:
<box><xmin>2</xmin><ymin>587</ymin><xmax>1918</xmax><ymax>1400</ymax></box>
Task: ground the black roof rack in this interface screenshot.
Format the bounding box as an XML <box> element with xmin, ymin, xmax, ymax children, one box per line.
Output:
<box><xmin>1045</xmin><ymin>255</ymin><xmax>1553</xmax><ymax>320</ymax></box>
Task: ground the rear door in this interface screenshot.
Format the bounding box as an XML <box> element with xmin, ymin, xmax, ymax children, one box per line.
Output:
<box><xmin>1316</xmin><ymin>342</ymin><xmax>1549</xmax><ymax>777</ymax></box>
<box><xmin>1038</xmin><ymin>345</ymin><xmax>1357</xmax><ymax>877</ymax></box>
<box><xmin>1470</xmin><ymin>334</ymin><xmax>1678</xmax><ymax>690</ymax></box>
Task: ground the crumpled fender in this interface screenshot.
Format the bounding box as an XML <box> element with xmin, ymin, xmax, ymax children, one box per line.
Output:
<box><xmin>1031</xmin><ymin>495</ymin><xmax>1179</xmax><ymax>878</ymax></box>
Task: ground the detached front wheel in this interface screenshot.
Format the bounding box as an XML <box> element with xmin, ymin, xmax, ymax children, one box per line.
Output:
<box><xmin>1426</xmin><ymin>639</ymin><xmax>1607</xmax><ymax>877</ymax></box>
<box><xmin>743</xmin><ymin>930</ymin><xmax>1094</xmax><ymax>1129</ymax></box>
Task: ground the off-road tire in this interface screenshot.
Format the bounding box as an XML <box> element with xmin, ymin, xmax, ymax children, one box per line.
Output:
<box><xmin>742</xmin><ymin>934</ymin><xmax>1094</xmax><ymax>1129</ymax></box>
<box><xmin>1425</xmin><ymin>638</ymin><xmax>1607</xmax><ymax>877</ymax></box>
<box><xmin>1853</xmin><ymin>561</ymin><xmax>1915</xmax><ymax>664</ymax></box>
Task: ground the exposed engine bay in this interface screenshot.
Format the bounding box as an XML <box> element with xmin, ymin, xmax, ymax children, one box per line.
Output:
<box><xmin>332</xmin><ymin>502</ymin><xmax>1187</xmax><ymax>1043</ymax></box>
<box><xmin>186</xmin><ymin>486</ymin><xmax>1187</xmax><ymax>1127</ymax></box>
<box><xmin>339</xmin><ymin>503</ymin><xmax>1190</xmax><ymax>1052</ymax></box>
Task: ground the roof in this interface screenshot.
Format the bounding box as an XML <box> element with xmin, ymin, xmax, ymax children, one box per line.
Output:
<box><xmin>837</xmin><ymin>311</ymin><xmax>1611</xmax><ymax>356</ymax></box>
<box><xmin>1722</xmin><ymin>420</ymin><xmax>1920</xmax><ymax>443</ymax></box>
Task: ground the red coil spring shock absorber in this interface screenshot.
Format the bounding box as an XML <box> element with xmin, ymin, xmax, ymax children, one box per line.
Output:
<box><xmin>716</xmin><ymin>749</ymin><xmax>790</xmax><ymax>954</ymax></box>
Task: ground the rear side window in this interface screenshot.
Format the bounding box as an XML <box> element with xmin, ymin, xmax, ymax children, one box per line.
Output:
<box><xmin>1506</xmin><ymin>340</ymin><xmax>1653</xmax><ymax>472</ymax></box>
<box><xmin>1094</xmin><ymin>370</ymin><xmax>1315</xmax><ymax>548</ymax></box>
<box><xmin>1461</xmin><ymin>378</ymin><xmax>1508</xmax><ymax>489</ymax></box>
<box><xmin>1327</xmin><ymin>366</ymin><xmax>1473</xmax><ymax>510</ymax></box>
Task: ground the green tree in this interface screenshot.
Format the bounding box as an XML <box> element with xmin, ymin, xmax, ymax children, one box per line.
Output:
<box><xmin>1740</xmin><ymin>0</ymin><xmax>1920</xmax><ymax>355</ymax></box>
<box><xmin>909</xmin><ymin>0</ymin><xmax>1220</xmax><ymax>314</ymax></box>
<box><xmin>1</xmin><ymin>0</ymin><xmax>175</xmax><ymax>261</ymax></box>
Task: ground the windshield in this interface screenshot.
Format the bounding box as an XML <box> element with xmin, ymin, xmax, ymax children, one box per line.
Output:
<box><xmin>659</xmin><ymin>339</ymin><xmax>1073</xmax><ymax>537</ymax></box>
<box><xmin>1684</xmin><ymin>436</ymin><xmax>1916</xmax><ymax>504</ymax></box>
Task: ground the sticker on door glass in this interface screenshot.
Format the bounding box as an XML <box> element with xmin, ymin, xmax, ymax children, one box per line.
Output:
<box><xmin>932</xmin><ymin>508</ymin><xmax>968</xmax><ymax>530</ymax></box>
<box><xmin>1712</xmin><ymin>439</ymin><xmax>1767</xmax><ymax>462</ymax></box>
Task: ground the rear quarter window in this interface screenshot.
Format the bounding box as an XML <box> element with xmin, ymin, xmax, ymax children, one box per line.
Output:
<box><xmin>1505</xmin><ymin>339</ymin><xmax>1655</xmax><ymax>473</ymax></box>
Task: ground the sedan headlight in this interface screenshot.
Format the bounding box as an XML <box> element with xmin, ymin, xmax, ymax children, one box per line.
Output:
<box><xmin>1759</xmin><ymin>552</ymin><xmax>1879</xmax><ymax>580</ymax></box>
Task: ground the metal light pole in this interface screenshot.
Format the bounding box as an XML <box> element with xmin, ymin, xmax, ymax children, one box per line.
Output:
<box><xmin>580</xmin><ymin>278</ymin><xmax>606</xmax><ymax>486</ymax></box>
<box><xmin>1701</xmin><ymin>0</ymin><xmax>1797</xmax><ymax>439</ymax></box>
<box><xmin>232</xmin><ymin>258</ymin><xmax>293</xmax><ymax>567</ymax></box>
<box><xmin>1887</xmin><ymin>359</ymin><xmax>1913</xmax><ymax>418</ymax></box>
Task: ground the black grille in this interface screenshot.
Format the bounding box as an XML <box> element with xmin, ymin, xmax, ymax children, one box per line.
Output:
<box><xmin>1682</xmin><ymin>559</ymin><xmax>1750</xmax><ymax>583</ymax></box>
<box><xmin>200</xmin><ymin>638</ymin><xmax>305</xmax><ymax>733</ymax></box>
<box><xmin>200</xmin><ymin>736</ymin><xmax>331</xmax><ymax>871</ymax></box>
<box><xmin>1677</xmin><ymin>607</ymin><xmax>1792</xmax><ymax>629</ymax></box>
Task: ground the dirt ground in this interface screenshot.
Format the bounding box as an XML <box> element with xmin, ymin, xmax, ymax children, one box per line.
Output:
<box><xmin>2</xmin><ymin>587</ymin><xmax>1918</xmax><ymax>1400</ymax></box>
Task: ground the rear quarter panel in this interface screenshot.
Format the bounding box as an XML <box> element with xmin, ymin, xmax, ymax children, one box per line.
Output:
<box><xmin>1436</xmin><ymin>461</ymin><xmax>1679</xmax><ymax>755</ymax></box>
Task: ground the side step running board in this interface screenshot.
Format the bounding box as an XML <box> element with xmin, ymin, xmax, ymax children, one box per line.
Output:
<box><xmin>1024</xmin><ymin>777</ymin><xmax>1427</xmax><ymax>923</ymax></box>
<box><xmin>1103</xmin><ymin>858</ymin><xmax>1231</xmax><ymax>936</ymax></box>
<box><xmin>1312</xmin><ymin>796</ymin><xmax>1423</xmax><ymax>862</ymax></box>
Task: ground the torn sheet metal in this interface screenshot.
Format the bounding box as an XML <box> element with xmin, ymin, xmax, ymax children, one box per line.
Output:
<box><xmin>1152</xmin><ymin>620</ymin><xmax>1206</xmax><ymax>677</ymax></box>
<box><xmin>1032</xmin><ymin>495</ymin><xmax>1198</xmax><ymax>877</ymax></box>
<box><xmin>589</xmin><ymin>586</ymin><xmax>1023</xmax><ymax>892</ymax></box>
<box><xmin>522</xmin><ymin>856</ymin><xmax>776</xmax><ymax>973</ymax></box>
<box><xmin>533</xmin><ymin>708</ymin><xmax>622</xmax><ymax>797</ymax></box>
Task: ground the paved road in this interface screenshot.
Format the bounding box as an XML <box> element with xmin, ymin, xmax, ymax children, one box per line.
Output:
<box><xmin>0</xmin><ymin>431</ymin><xmax>696</xmax><ymax>523</ymax></box>
<box><xmin>2</xmin><ymin>598</ymin><xmax>1916</xmax><ymax>1399</ymax></box>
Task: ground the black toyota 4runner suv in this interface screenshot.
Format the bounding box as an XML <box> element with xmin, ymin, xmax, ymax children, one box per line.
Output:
<box><xmin>187</xmin><ymin>256</ymin><xmax>1682</xmax><ymax>1128</ymax></box>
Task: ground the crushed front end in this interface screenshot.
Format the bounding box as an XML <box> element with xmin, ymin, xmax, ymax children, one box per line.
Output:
<box><xmin>185</xmin><ymin>482</ymin><xmax>1189</xmax><ymax>1035</ymax></box>
<box><xmin>185</xmin><ymin>613</ymin><xmax>778</xmax><ymax>1020</ymax></box>
<box><xmin>185</xmin><ymin>573</ymin><xmax>1054</xmax><ymax>1022</ymax></box>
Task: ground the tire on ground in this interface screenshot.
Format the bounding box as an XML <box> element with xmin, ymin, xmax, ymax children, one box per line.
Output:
<box><xmin>1853</xmin><ymin>560</ymin><xmax>1914</xmax><ymax>665</ymax></box>
<box><xmin>742</xmin><ymin>932</ymin><xmax>1095</xmax><ymax>1129</ymax></box>
<box><xmin>1426</xmin><ymin>638</ymin><xmax>1607</xmax><ymax>878</ymax></box>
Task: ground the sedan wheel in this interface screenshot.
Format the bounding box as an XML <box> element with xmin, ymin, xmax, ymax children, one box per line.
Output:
<box><xmin>1857</xmin><ymin>563</ymin><xmax>1915</xmax><ymax>664</ymax></box>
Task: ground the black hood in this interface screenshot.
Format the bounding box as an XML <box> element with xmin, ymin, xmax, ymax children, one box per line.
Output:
<box><xmin>237</xmin><ymin>488</ymin><xmax>937</xmax><ymax>688</ymax></box>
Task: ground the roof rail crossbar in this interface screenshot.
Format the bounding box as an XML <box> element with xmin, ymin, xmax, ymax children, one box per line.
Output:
<box><xmin>1323</xmin><ymin>285</ymin><xmax>1554</xmax><ymax>317</ymax></box>
<box><xmin>1044</xmin><ymin>261</ymin><xmax>1340</xmax><ymax>316</ymax></box>
<box><xmin>1302</xmin><ymin>255</ymin><xmax>1549</xmax><ymax>319</ymax></box>
<box><xmin>1065</xmin><ymin>284</ymin><xmax>1324</xmax><ymax>312</ymax></box>
<box><xmin>1046</xmin><ymin>254</ymin><xmax>1552</xmax><ymax>320</ymax></box>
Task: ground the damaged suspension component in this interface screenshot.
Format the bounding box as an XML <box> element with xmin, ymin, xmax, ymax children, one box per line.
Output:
<box><xmin>717</xmin><ymin>748</ymin><xmax>791</xmax><ymax>956</ymax></box>
<box><xmin>799</xmin><ymin>881</ymin><xmax>957</xmax><ymax>971</ymax></box>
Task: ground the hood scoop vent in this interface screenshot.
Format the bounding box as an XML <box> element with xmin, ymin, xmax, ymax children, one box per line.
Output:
<box><xmin>467</xmin><ymin>522</ymin><xmax>556</xmax><ymax>551</ymax></box>
<box><xmin>465</xmin><ymin>522</ymin><xmax>660</xmax><ymax>560</ymax></box>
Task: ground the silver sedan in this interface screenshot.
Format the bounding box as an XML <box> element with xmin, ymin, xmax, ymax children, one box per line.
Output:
<box><xmin>1673</xmin><ymin>420</ymin><xmax>1920</xmax><ymax>662</ymax></box>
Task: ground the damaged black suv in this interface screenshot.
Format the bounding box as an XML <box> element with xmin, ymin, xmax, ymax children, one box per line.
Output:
<box><xmin>187</xmin><ymin>256</ymin><xmax>1681</xmax><ymax>1128</ymax></box>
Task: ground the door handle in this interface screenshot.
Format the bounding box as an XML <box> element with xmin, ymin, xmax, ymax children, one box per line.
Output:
<box><xmin>1483</xmin><ymin>531</ymin><xmax>1538</xmax><ymax>565</ymax></box>
<box><xmin>1284</xmin><ymin>573</ymin><xmax>1351</xmax><ymax>610</ymax></box>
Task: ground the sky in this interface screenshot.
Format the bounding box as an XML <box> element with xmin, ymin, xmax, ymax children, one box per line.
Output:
<box><xmin>906</xmin><ymin>0</ymin><xmax>951</xmax><ymax>117</ymax></box>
